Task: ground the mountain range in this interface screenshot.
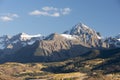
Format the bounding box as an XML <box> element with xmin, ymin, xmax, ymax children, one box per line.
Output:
<box><xmin>0</xmin><ymin>23</ymin><xmax>120</xmax><ymax>63</ymax></box>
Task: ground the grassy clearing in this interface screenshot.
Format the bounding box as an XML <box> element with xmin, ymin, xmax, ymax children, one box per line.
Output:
<box><xmin>0</xmin><ymin>62</ymin><xmax>87</xmax><ymax>80</ymax></box>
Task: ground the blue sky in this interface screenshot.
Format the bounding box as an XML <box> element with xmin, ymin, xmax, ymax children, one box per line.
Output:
<box><xmin>0</xmin><ymin>0</ymin><xmax>120</xmax><ymax>37</ymax></box>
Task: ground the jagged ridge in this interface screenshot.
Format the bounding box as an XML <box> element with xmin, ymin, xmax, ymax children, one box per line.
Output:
<box><xmin>0</xmin><ymin>23</ymin><xmax>119</xmax><ymax>63</ymax></box>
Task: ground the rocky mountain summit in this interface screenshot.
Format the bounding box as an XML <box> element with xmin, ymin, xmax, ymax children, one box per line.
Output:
<box><xmin>63</xmin><ymin>23</ymin><xmax>108</xmax><ymax>48</ymax></box>
<box><xmin>0</xmin><ymin>33</ymin><xmax>43</xmax><ymax>50</ymax></box>
<box><xmin>105</xmin><ymin>33</ymin><xmax>120</xmax><ymax>47</ymax></box>
<box><xmin>0</xmin><ymin>23</ymin><xmax>119</xmax><ymax>63</ymax></box>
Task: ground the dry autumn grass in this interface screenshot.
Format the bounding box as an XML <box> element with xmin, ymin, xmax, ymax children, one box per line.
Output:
<box><xmin>0</xmin><ymin>62</ymin><xmax>119</xmax><ymax>80</ymax></box>
<box><xmin>0</xmin><ymin>62</ymin><xmax>87</xmax><ymax>80</ymax></box>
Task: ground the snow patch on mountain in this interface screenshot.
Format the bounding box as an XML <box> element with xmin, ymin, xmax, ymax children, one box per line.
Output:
<box><xmin>19</xmin><ymin>33</ymin><xmax>42</xmax><ymax>41</ymax></box>
<box><xmin>96</xmin><ymin>34</ymin><xmax>102</xmax><ymax>39</ymax></box>
<box><xmin>62</xmin><ymin>23</ymin><xmax>108</xmax><ymax>48</ymax></box>
<box><xmin>0</xmin><ymin>33</ymin><xmax>44</xmax><ymax>49</ymax></box>
<box><xmin>12</xmin><ymin>40</ymin><xmax>19</xmax><ymax>44</ymax></box>
<box><xmin>27</xmin><ymin>41</ymin><xmax>36</xmax><ymax>45</ymax></box>
<box><xmin>63</xmin><ymin>23</ymin><xmax>101</xmax><ymax>40</ymax></box>
<box><xmin>115</xmin><ymin>33</ymin><xmax>120</xmax><ymax>41</ymax></box>
<box><xmin>105</xmin><ymin>33</ymin><xmax>120</xmax><ymax>47</ymax></box>
<box><xmin>60</xmin><ymin>34</ymin><xmax>77</xmax><ymax>40</ymax></box>
<box><xmin>0</xmin><ymin>44</ymin><xmax>5</xmax><ymax>50</ymax></box>
<box><xmin>117</xmin><ymin>39</ymin><xmax>120</xmax><ymax>41</ymax></box>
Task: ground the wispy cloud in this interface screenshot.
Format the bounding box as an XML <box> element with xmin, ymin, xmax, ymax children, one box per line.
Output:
<box><xmin>0</xmin><ymin>16</ymin><xmax>13</xmax><ymax>21</ymax></box>
<box><xmin>29</xmin><ymin>6</ymin><xmax>71</xmax><ymax>17</ymax></box>
<box><xmin>61</xmin><ymin>8</ymin><xmax>71</xmax><ymax>15</ymax></box>
<box><xmin>29</xmin><ymin>10</ymin><xmax>48</xmax><ymax>16</ymax></box>
<box><xmin>0</xmin><ymin>13</ymin><xmax>19</xmax><ymax>22</ymax></box>
<box><xmin>42</xmin><ymin>6</ymin><xmax>58</xmax><ymax>11</ymax></box>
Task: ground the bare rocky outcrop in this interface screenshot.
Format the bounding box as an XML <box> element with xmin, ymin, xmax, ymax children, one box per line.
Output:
<box><xmin>34</xmin><ymin>33</ymin><xmax>90</xmax><ymax>61</ymax></box>
<box><xmin>0</xmin><ymin>23</ymin><xmax>111</xmax><ymax>63</ymax></box>
<box><xmin>63</xmin><ymin>23</ymin><xmax>108</xmax><ymax>48</ymax></box>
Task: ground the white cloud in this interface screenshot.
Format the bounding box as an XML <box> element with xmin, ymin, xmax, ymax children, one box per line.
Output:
<box><xmin>11</xmin><ymin>14</ymin><xmax>19</xmax><ymax>17</ymax></box>
<box><xmin>0</xmin><ymin>13</ymin><xmax>19</xmax><ymax>22</ymax></box>
<box><xmin>29</xmin><ymin>10</ymin><xmax>60</xmax><ymax>17</ymax></box>
<box><xmin>0</xmin><ymin>16</ymin><xmax>13</xmax><ymax>21</ymax></box>
<box><xmin>61</xmin><ymin>8</ymin><xmax>71</xmax><ymax>15</ymax></box>
<box><xmin>29</xmin><ymin>10</ymin><xmax>41</xmax><ymax>15</ymax></box>
<box><xmin>42</xmin><ymin>6</ymin><xmax>58</xmax><ymax>11</ymax></box>
<box><xmin>29</xmin><ymin>7</ymin><xmax>71</xmax><ymax>17</ymax></box>
<box><xmin>50</xmin><ymin>12</ymin><xmax>60</xmax><ymax>17</ymax></box>
<box><xmin>29</xmin><ymin>10</ymin><xmax>48</xmax><ymax>16</ymax></box>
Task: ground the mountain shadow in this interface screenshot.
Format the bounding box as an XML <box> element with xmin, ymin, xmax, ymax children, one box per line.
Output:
<box><xmin>0</xmin><ymin>40</ymin><xmax>90</xmax><ymax>64</ymax></box>
<box><xmin>41</xmin><ymin>48</ymin><xmax>120</xmax><ymax>74</ymax></box>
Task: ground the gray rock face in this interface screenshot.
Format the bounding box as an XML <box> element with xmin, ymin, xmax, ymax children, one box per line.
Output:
<box><xmin>63</xmin><ymin>23</ymin><xmax>108</xmax><ymax>48</ymax></box>
<box><xmin>0</xmin><ymin>33</ymin><xmax>43</xmax><ymax>52</ymax></box>
<box><xmin>33</xmin><ymin>33</ymin><xmax>90</xmax><ymax>61</ymax></box>
<box><xmin>0</xmin><ymin>23</ymin><xmax>113</xmax><ymax>63</ymax></box>
<box><xmin>105</xmin><ymin>34</ymin><xmax>120</xmax><ymax>48</ymax></box>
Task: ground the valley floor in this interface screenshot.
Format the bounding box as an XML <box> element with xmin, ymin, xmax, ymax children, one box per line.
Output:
<box><xmin>0</xmin><ymin>62</ymin><xmax>87</xmax><ymax>80</ymax></box>
<box><xmin>0</xmin><ymin>62</ymin><xmax>119</xmax><ymax>80</ymax></box>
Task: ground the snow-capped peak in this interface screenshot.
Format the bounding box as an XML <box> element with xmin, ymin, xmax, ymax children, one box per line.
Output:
<box><xmin>61</xmin><ymin>23</ymin><xmax>106</xmax><ymax>47</ymax></box>
<box><xmin>0</xmin><ymin>35</ymin><xmax>11</xmax><ymax>40</ymax></box>
<box><xmin>64</xmin><ymin>23</ymin><xmax>93</xmax><ymax>34</ymax></box>
<box><xmin>63</xmin><ymin>23</ymin><xmax>101</xmax><ymax>39</ymax></box>
<box><xmin>16</xmin><ymin>32</ymin><xmax>42</xmax><ymax>41</ymax></box>
<box><xmin>75</xmin><ymin>23</ymin><xmax>89</xmax><ymax>29</ymax></box>
<box><xmin>115</xmin><ymin>33</ymin><xmax>120</xmax><ymax>41</ymax></box>
<box><xmin>105</xmin><ymin>33</ymin><xmax>120</xmax><ymax>47</ymax></box>
<box><xmin>19</xmin><ymin>32</ymin><xmax>42</xmax><ymax>37</ymax></box>
<box><xmin>0</xmin><ymin>33</ymin><xmax>44</xmax><ymax>49</ymax></box>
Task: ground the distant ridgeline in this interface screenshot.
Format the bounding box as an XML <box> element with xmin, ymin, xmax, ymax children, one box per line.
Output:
<box><xmin>0</xmin><ymin>23</ymin><xmax>120</xmax><ymax>63</ymax></box>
